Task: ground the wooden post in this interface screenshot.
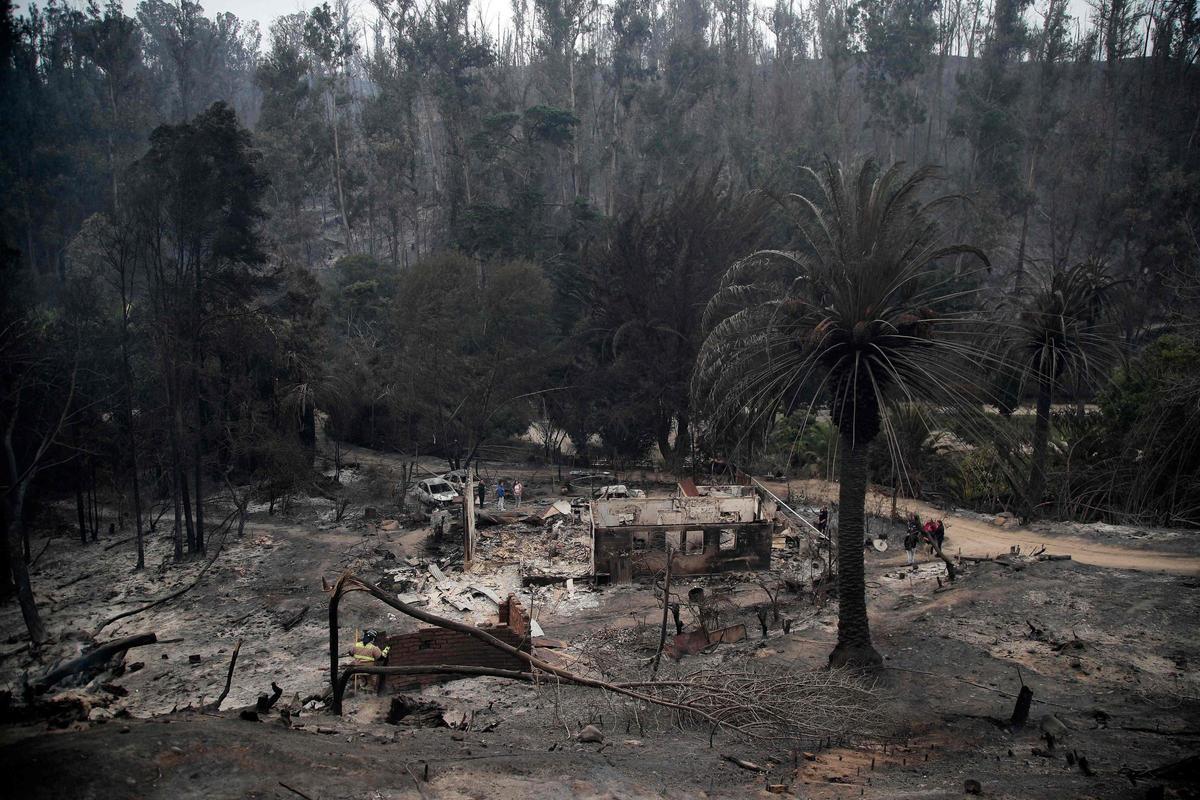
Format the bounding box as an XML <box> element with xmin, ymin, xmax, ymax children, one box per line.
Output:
<box><xmin>463</xmin><ymin>479</ymin><xmax>476</xmax><ymax>568</ymax></box>
<box><xmin>329</xmin><ymin>576</ymin><xmax>344</xmax><ymax>715</ymax></box>
<box><xmin>1010</xmin><ymin>668</ymin><xmax>1033</xmax><ymax>727</ymax></box>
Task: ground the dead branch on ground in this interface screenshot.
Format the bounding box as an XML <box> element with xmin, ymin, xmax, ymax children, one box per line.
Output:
<box><xmin>329</xmin><ymin>573</ymin><xmax>885</xmax><ymax>745</ymax></box>
<box><xmin>205</xmin><ymin>638</ymin><xmax>242</xmax><ymax>712</ymax></box>
<box><xmin>280</xmin><ymin>605</ymin><xmax>309</xmax><ymax>631</ymax></box>
<box><xmin>35</xmin><ymin>632</ymin><xmax>157</xmax><ymax>694</ymax></box>
<box><xmin>619</xmin><ymin>667</ymin><xmax>887</xmax><ymax>743</ymax></box>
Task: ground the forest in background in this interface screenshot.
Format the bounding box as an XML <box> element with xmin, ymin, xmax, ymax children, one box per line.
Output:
<box><xmin>2</xmin><ymin>0</ymin><xmax>1199</xmax><ymax>628</ymax></box>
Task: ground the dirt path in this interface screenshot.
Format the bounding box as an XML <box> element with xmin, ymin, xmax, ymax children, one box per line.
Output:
<box><xmin>768</xmin><ymin>478</ymin><xmax>1200</xmax><ymax>575</ymax></box>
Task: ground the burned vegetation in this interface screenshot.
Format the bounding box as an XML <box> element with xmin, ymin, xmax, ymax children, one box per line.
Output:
<box><xmin>3</xmin><ymin>0</ymin><xmax>1200</xmax><ymax>796</ymax></box>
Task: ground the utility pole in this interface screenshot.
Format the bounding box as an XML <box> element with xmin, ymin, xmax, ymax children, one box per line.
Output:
<box><xmin>462</xmin><ymin>478</ymin><xmax>476</xmax><ymax>569</ymax></box>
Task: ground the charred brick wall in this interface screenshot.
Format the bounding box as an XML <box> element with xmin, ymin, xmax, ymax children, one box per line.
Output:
<box><xmin>496</xmin><ymin>595</ymin><xmax>529</xmax><ymax>637</ymax></box>
<box><xmin>382</xmin><ymin>595</ymin><xmax>531</xmax><ymax>691</ymax></box>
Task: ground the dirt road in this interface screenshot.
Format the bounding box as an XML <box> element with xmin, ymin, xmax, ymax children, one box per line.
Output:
<box><xmin>770</xmin><ymin>478</ymin><xmax>1200</xmax><ymax>575</ymax></box>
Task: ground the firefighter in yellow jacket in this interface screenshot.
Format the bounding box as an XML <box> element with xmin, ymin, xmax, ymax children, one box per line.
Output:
<box><xmin>350</xmin><ymin>629</ymin><xmax>389</xmax><ymax>662</ymax></box>
<box><xmin>349</xmin><ymin>629</ymin><xmax>390</xmax><ymax>693</ymax></box>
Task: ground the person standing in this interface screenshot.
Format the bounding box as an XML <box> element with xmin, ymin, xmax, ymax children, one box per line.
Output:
<box><xmin>513</xmin><ymin>480</ymin><xmax>524</xmax><ymax>508</ymax></box>
<box><xmin>903</xmin><ymin>527</ymin><xmax>919</xmax><ymax>568</ymax></box>
<box><xmin>349</xmin><ymin>629</ymin><xmax>391</xmax><ymax>694</ymax></box>
<box><xmin>496</xmin><ymin>480</ymin><xmax>506</xmax><ymax>511</ymax></box>
<box><xmin>476</xmin><ymin>478</ymin><xmax>486</xmax><ymax>508</ymax></box>
<box><xmin>922</xmin><ymin>519</ymin><xmax>938</xmax><ymax>554</ymax></box>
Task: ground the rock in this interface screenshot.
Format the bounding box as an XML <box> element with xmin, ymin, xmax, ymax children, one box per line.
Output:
<box><xmin>380</xmin><ymin>520</ymin><xmax>400</xmax><ymax>532</ymax></box>
<box><xmin>576</xmin><ymin>724</ymin><xmax>604</xmax><ymax>743</ymax></box>
<box><xmin>87</xmin><ymin>707</ymin><xmax>114</xmax><ymax>721</ymax></box>
<box><xmin>964</xmin><ymin>778</ymin><xmax>982</xmax><ymax>794</ymax></box>
<box><xmin>188</xmin><ymin>654</ymin><xmax>201</xmax><ymax>664</ymax></box>
<box><xmin>1040</xmin><ymin>714</ymin><xmax>1069</xmax><ymax>740</ymax></box>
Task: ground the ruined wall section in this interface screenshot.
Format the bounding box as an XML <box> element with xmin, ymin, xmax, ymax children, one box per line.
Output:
<box><xmin>591</xmin><ymin>495</ymin><xmax>760</xmax><ymax>527</ymax></box>
<box><xmin>591</xmin><ymin>495</ymin><xmax>774</xmax><ymax>582</ymax></box>
<box><xmin>593</xmin><ymin>522</ymin><xmax>773</xmax><ymax>581</ymax></box>
<box><xmin>383</xmin><ymin>596</ymin><xmax>531</xmax><ymax>691</ymax></box>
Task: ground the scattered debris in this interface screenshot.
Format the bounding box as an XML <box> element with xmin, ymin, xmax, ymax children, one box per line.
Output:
<box><xmin>666</xmin><ymin>623</ymin><xmax>747</xmax><ymax>659</ymax></box>
<box><xmin>721</xmin><ymin>754</ymin><xmax>764</xmax><ymax>771</ymax></box>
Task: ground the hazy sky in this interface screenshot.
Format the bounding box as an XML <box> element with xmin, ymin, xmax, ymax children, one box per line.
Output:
<box><xmin>15</xmin><ymin>0</ymin><xmax>516</xmax><ymax>35</ymax></box>
<box><xmin>18</xmin><ymin>0</ymin><xmax>1101</xmax><ymax>45</ymax></box>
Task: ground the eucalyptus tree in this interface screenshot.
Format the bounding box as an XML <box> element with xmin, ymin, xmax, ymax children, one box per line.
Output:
<box><xmin>304</xmin><ymin>1</ymin><xmax>358</xmax><ymax>251</ymax></box>
<box><xmin>693</xmin><ymin>159</ymin><xmax>989</xmax><ymax>668</ymax></box>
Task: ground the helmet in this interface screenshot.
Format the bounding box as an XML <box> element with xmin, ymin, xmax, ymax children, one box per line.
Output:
<box><xmin>363</xmin><ymin>629</ymin><xmax>378</xmax><ymax>645</ymax></box>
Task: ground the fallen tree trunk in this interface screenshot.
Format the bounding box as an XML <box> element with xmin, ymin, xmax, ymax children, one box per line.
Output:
<box><xmin>35</xmin><ymin>632</ymin><xmax>157</xmax><ymax>694</ymax></box>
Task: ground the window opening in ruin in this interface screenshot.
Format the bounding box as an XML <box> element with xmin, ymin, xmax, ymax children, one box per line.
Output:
<box><xmin>684</xmin><ymin>529</ymin><xmax>704</xmax><ymax>555</ymax></box>
<box><xmin>719</xmin><ymin>528</ymin><xmax>737</xmax><ymax>551</ymax></box>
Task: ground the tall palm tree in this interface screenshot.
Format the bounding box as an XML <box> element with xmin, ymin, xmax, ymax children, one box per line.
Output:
<box><xmin>692</xmin><ymin>158</ymin><xmax>989</xmax><ymax>668</ymax></box>
<box><xmin>1000</xmin><ymin>261</ymin><xmax>1118</xmax><ymax>518</ymax></box>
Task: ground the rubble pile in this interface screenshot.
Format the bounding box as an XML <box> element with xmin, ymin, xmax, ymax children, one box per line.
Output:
<box><xmin>474</xmin><ymin>519</ymin><xmax>592</xmax><ymax>579</ymax></box>
<box><xmin>367</xmin><ymin>511</ymin><xmax>596</xmax><ymax>630</ymax></box>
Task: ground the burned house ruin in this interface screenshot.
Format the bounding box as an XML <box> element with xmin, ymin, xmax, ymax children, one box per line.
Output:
<box><xmin>590</xmin><ymin>493</ymin><xmax>775</xmax><ymax>582</ymax></box>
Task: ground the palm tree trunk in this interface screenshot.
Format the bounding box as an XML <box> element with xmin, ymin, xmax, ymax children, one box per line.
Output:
<box><xmin>1027</xmin><ymin>372</ymin><xmax>1053</xmax><ymax>519</ymax></box>
<box><xmin>828</xmin><ymin>428</ymin><xmax>882</xmax><ymax>669</ymax></box>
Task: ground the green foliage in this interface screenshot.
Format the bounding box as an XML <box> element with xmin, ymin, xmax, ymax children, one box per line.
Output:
<box><xmin>1088</xmin><ymin>334</ymin><xmax>1200</xmax><ymax>522</ymax></box>
<box><xmin>950</xmin><ymin>444</ymin><xmax>1013</xmax><ymax>510</ymax></box>
<box><xmin>856</xmin><ymin>0</ymin><xmax>937</xmax><ymax>134</ymax></box>
<box><xmin>764</xmin><ymin>415</ymin><xmax>838</xmax><ymax>479</ymax></box>
<box><xmin>523</xmin><ymin>104</ymin><xmax>578</xmax><ymax>146</ymax></box>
